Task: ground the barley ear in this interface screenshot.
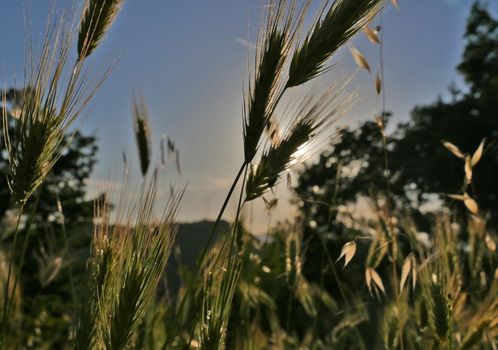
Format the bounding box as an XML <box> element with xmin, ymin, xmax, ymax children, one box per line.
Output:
<box><xmin>132</xmin><ymin>93</ymin><xmax>151</xmax><ymax>177</ymax></box>
<box><xmin>78</xmin><ymin>0</ymin><xmax>124</xmax><ymax>59</ymax></box>
<box><xmin>245</xmin><ymin>118</ymin><xmax>314</xmax><ymax>201</ymax></box>
<box><xmin>286</xmin><ymin>0</ymin><xmax>386</xmax><ymax>87</ymax></box>
<box><xmin>243</xmin><ymin>1</ymin><xmax>294</xmax><ymax>163</ymax></box>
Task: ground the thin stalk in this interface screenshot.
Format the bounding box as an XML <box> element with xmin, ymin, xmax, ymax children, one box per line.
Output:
<box><xmin>1</xmin><ymin>203</ymin><xmax>24</xmax><ymax>347</ymax></box>
<box><xmin>57</xmin><ymin>198</ymin><xmax>77</xmax><ymax>310</ymax></box>
<box><xmin>312</xmin><ymin>161</ymin><xmax>366</xmax><ymax>350</ymax></box>
<box><xmin>378</xmin><ymin>18</ymin><xmax>403</xmax><ymax>350</ymax></box>
<box><xmin>197</xmin><ymin>162</ymin><xmax>247</xmax><ymax>269</ymax></box>
<box><xmin>311</xmin><ymin>251</ymin><xmax>326</xmax><ymax>339</ymax></box>
<box><xmin>285</xmin><ymin>288</ymin><xmax>293</xmax><ymax>332</ymax></box>
<box><xmin>161</xmin><ymin>162</ymin><xmax>247</xmax><ymax>350</ymax></box>
<box><xmin>226</xmin><ymin>164</ymin><xmax>248</xmax><ymax>265</ymax></box>
<box><xmin>6</xmin><ymin>190</ymin><xmax>42</xmax><ymax>327</ymax></box>
<box><xmin>186</xmin><ymin>164</ymin><xmax>248</xmax><ymax>350</ymax></box>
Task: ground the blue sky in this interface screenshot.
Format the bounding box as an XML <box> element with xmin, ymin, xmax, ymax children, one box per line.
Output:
<box><xmin>2</xmin><ymin>0</ymin><xmax>497</xmax><ymax>232</ymax></box>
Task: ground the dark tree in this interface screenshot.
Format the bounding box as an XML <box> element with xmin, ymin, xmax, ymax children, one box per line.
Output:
<box><xmin>0</xmin><ymin>88</ymin><xmax>98</xmax><ymax>226</ymax></box>
<box><xmin>295</xmin><ymin>1</ymin><xmax>498</xmax><ymax>234</ymax></box>
<box><xmin>1</xmin><ymin>88</ymin><xmax>99</xmax><ymax>347</ymax></box>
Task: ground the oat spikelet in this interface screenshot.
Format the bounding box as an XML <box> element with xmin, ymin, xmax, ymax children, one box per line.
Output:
<box><xmin>485</xmin><ymin>234</ymin><xmax>496</xmax><ymax>252</ymax></box>
<box><xmin>364</xmin><ymin>26</ymin><xmax>380</xmax><ymax>44</ymax></box>
<box><xmin>78</xmin><ymin>0</ymin><xmax>124</xmax><ymax>59</ymax></box>
<box><xmin>400</xmin><ymin>253</ymin><xmax>416</xmax><ymax>293</ymax></box>
<box><xmin>464</xmin><ymin>155</ymin><xmax>472</xmax><ymax>183</ymax></box>
<box><xmin>448</xmin><ymin>193</ymin><xmax>479</xmax><ymax>214</ymax></box>
<box><xmin>447</xmin><ymin>194</ymin><xmax>466</xmax><ymax>201</ymax></box>
<box><xmin>471</xmin><ymin>138</ymin><xmax>485</xmax><ymax>166</ymax></box>
<box><xmin>375</xmin><ymin>72</ymin><xmax>382</xmax><ymax>95</ymax></box>
<box><xmin>375</xmin><ymin>114</ymin><xmax>385</xmax><ymax>132</ymax></box>
<box><xmin>262</xmin><ymin>196</ymin><xmax>278</xmax><ymax>211</ymax></box>
<box><xmin>463</xmin><ymin>196</ymin><xmax>478</xmax><ymax>215</ymax></box>
<box><xmin>132</xmin><ymin>93</ymin><xmax>151</xmax><ymax>177</ymax></box>
<box><xmin>366</xmin><ymin>267</ymin><xmax>385</xmax><ymax>295</ymax></box>
<box><xmin>337</xmin><ymin>240</ymin><xmax>356</xmax><ymax>267</ymax></box>
<box><xmin>442</xmin><ymin>140</ymin><xmax>465</xmax><ymax>159</ymax></box>
<box><xmin>350</xmin><ymin>46</ymin><xmax>371</xmax><ymax>72</ymax></box>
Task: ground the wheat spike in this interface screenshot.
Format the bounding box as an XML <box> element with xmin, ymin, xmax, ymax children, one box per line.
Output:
<box><xmin>76</xmin><ymin>175</ymin><xmax>183</xmax><ymax>349</ymax></box>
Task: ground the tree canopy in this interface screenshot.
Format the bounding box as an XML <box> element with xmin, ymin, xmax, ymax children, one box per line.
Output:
<box><xmin>295</xmin><ymin>1</ymin><xmax>498</xmax><ymax>230</ymax></box>
<box><xmin>1</xmin><ymin>88</ymin><xmax>98</xmax><ymax>226</ymax></box>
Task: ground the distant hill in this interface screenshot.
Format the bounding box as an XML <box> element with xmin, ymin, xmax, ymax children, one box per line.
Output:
<box><xmin>165</xmin><ymin>220</ymin><xmax>231</xmax><ymax>293</ymax></box>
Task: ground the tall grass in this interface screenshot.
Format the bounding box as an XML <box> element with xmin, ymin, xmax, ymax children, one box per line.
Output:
<box><xmin>1</xmin><ymin>0</ymin><xmax>119</xmax><ymax>347</ymax></box>
<box><xmin>1</xmin><ymin>0</ymin><xmax>496</xmax><ymax>349</ymax></box>
<box><xmin>75</xmin><ymin>171</ymin><xmax>183</xmax><ymax>350</ymax></box>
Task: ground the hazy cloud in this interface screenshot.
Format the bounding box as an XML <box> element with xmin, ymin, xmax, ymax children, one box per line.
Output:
<box><xmin>235</xmin><ymin>37</ymin><xmax>256</xmax><ymax>50</ymax></box>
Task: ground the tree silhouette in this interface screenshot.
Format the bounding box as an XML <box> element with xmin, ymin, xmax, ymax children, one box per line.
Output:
<box><xmin>295</xmin><ymin>1</ymin><xmax>498</xmax><ymax>233</ymax></box>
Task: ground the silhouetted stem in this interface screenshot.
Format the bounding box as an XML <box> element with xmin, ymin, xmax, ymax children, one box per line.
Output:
<box><xmin>0</xmin><ymin>204</ymin><xmax>24</xmax><ymax>348</ymax></box>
